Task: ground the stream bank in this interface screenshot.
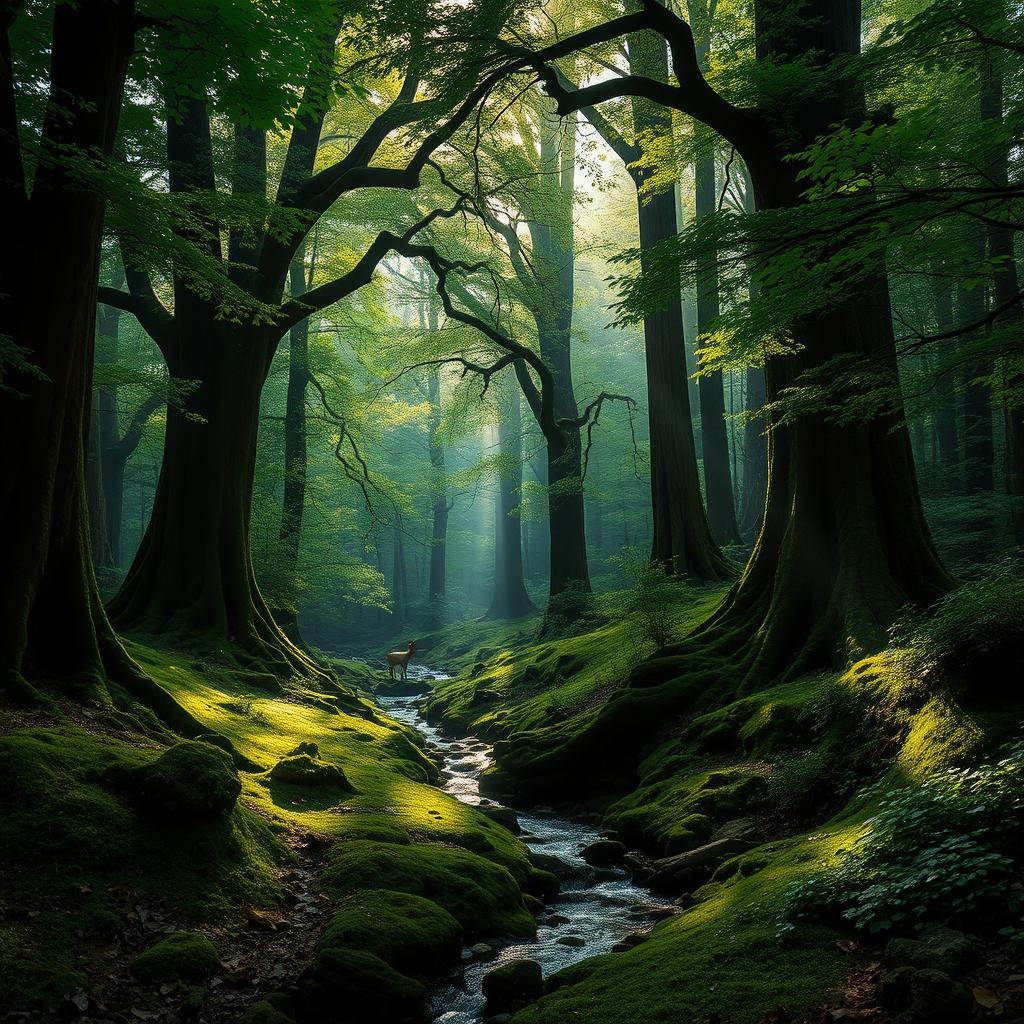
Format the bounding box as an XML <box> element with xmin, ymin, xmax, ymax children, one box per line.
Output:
<box><xmin>376</xmin><ymin>664</ymin><xmax>675</xmax><ymax>1022</ymax></box>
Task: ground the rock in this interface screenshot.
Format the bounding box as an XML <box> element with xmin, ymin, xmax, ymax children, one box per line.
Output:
<box><xmin>545</xmin><ymin>913</ymin><xmax>570</xmax><ymax>926</ymax></box>
<box><xmin>471</xmin><ymin>943</ymin><xmax>496</xmax><ymax>961</ymax></box>
<box><xmin>621</xmin><ymin>932</ymin><xmax>648</xmax><ymax>947</ymax></box>
<box><xmin>555</xmin><ymin>935</ymin><xmax>586</xmax><ymax>947</ymax></box>
<box><xmin>523</xmin><ymin>894</ymin><xmax>545</xmax><ymax>915</ymax></box>
<box><xmin>885</xmin><ymin>927</ymin><xmax>975</xmax><ymax>977</ymax></box>
<box><xmin>241</xmin><ymin>1000</ymin><xmax>293</xmax><ymax>1024</ymax></box>
<box><xmin>525</xmin><ymin>867</ymin><xmax>560</xmax><ymax>900</ymax></box>
<box><xmin>626</xmin><ymin>904</ymin><xmax>677</xmax><ymax>921</ymax></box>
<box><xmin>527</xmin><ymin>851</ymin><xmax>574</xmax><ymax>880</ymax></box>
<box><xmin>623</xmin><ymin>853</ymin><xmax>653</xmax><ymax>884</ymax></box>
<box><xmin>611</xmin><ymin>942</ymin><xmax>631</xmax><ymax>952</ymax></box>
<box><xmin>131</xmin><ymin>931</ymin><xmax>219</xmax><ymax>983</ymax></box>
<box><xmin>906</xmin><ymin>969</ymin><xmax>972</xmax><ymax>1023</ymax></box>
<box><xmin>302</xmin><ymin>947</ymin><xmax>428</xmax><ymax>1023</ymax></box>
<box><xmin>195</xmin><ymin>732</ymin><xmax>264</xmax><ymax>772</ymax></box>
<box><xmin>477</xmin><ymin>805</ymin><xmax>521</xmax><ymax>836</ymax></box>
<box><xmin>599</xmin><ymin>829</ymin><xmax>621</xmax><ymax>841</ymax></box>
<box><xmin>647</xmin><ymin>837</ymin><xmax>756</xmax><ymax>894</ymax></box>
<box><xmin>130</xmin><ymin>742</ymin><xmax>241</xmax><ymax>820</ymax></box>
<box><xmin>879</xmin><ymin>966</ymin><xmax>916</xmax><ymax>1010</ymax></box>
<box><xmin>581</xmin><ymin>839</ymin><xmax>627</xmax><ymax>867</ymax></box>
<box><xmin>481</xmin><ymin>959</ymin><xmax>545</xmax><ymax>1016</ymax></box>
<box><xmin>710</xmin><ymin>817</ymin><xmax>757</xmax><ymax>843</ymax></box>
<box><xmin>269</xmin><ymin>744</ymin><xmax>353</xmax><ymax>788</ymax></box>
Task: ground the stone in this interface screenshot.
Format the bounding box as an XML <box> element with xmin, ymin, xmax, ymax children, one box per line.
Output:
<box><xmin>555</xmin><ymin>935</ymin><xmax>586</xmax><ymax>947</ymax></box>
<box><xmin>621</xmin><ymin>932</ymin><xmax>648</xmax><ymax>947</ymax></box>
<box><xmin>130</xmin><ymin>932</ymin><xmax>219</xmax><ymax>983</ymax></box>
<box><xmin>477</xmin><ymin>805</ymin><xmax>521</xmax><ymax>835</ymax></box>
<box><xmin>481</xmin><ymin>959</ymin><xmax>545</xmax><ymax>1016</ymax></box>
<box><xmin>905</xmin><ymin>969</ymin><xmax>972</xmax><ymax>1023</ymax></box>
<box><xmin>885</xmin><ymin>927</ymin><xmax>975</xmax><ymax>977</ymax></box>
<box><xmin>302</xmin><ymin>947</ymin><xmax>428</xmax><ymax>1023</ymax></box>
<box><xmin>527</xmin><ymin>851</ymin><xmax>573</xmax><ymax>880</ymax></box>
<box><xmin>269</xmin><ymin>752</ymin><xmax>352</xmax><ymax>788</ymax></box>
<box><xmin>647</xmin><ymin>837</ymin><xmax>756</xmax><ymax>894</ymax></box>
<box><xmin>471</xmin><ymin>943</ymin><xmax>496</xmax><ymax>960</ymax></box>
<box><xmin>710</xmin><ymin>817</ymin><xmax>757</xmax><ymax>843</ymax></box>
<box><xmin>581</xmin><ymin>839</ymin><xmax>627</xmax><ymax>867</ymax></box>
<box><xmin>623</xmin><ymin>853</ymin><xmax>653</xmax><ymax>884</ymax></box>
<box><xmin>611</xmin><ymin>942</ymin><xmax>631</xmax><ymax>953</ymax></box>
<box><xmin>131</xmin><ymin>742</ymin><xmax>241</xmax><ymax>820</ymax></box>
<box><xmin>545</xmin><ymin>914</ymin><xmax>570</xmax><ymax>926</ymax></box>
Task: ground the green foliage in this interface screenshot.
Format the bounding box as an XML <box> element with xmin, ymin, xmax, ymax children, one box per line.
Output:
<box><xmin>781</xmin><ymin>738</ymin><xmax>1024</xmax><ymax>937</ymax></box>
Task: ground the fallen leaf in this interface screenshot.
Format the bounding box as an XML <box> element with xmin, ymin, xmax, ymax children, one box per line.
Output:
<box><xmin>973</xmin><ymin>986</ymin><xmax>1001</xmax><ymax>1010</ymax></box>
<box><xmin>245</xmin><ymin>906</ymin><xmax>280</xmax><ymax>931</ymax></box>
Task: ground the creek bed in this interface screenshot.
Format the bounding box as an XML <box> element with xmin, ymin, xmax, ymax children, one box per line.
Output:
<box><xmin>376</xmin><ymin>667</ymin><xmax>673</xmax><ymax>1023</ymax></box>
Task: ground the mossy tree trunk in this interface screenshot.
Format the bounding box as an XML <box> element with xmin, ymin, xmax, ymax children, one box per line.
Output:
<box><xmin>738</xmin><ymin>366</ymin><xmax>767</xmax><ymax>540</ymax></box>
<box><xmin>537</xmin><ymin>0</ymin><xmax>952</xmax><ymax>685</ymax></box>
<box><xmin>0</xmin><ymin>0</ymin><xmax>159</xmax><ymax>707</ymax></box>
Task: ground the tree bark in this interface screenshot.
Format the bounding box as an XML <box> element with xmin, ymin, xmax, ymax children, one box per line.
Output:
<box><xmin>737</xmin><ymin>366</ymin><xmax>767</xmax><ymax>539</ymax></box>
<box><xmin>928</xmin><ymin>275</ymin><xmax>960</xmax><ymax>473</ymax></box>
<box><xmin>486</xmin><ymin>379</ymin><xmax>536</xmax><ymax>619</ymax></box>
<box><xmin>0</xmin><ymin>0</ymin><xmax>166</xmax><ymax>708</ymax></box>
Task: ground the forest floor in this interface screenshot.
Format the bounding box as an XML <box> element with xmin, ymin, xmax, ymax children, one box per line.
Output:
<box><xmin>2</xmin><ymin>575</ymin><xmax>1023</xmax><ymax>1024</ymax></box>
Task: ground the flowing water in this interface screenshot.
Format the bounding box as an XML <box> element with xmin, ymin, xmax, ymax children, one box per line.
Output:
<box><xmin>375</xmin><ymin>664</ymin><xmax>674</xmax><ymax>1023</ymax></box>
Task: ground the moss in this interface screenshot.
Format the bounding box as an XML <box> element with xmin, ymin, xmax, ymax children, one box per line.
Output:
<box><xmin>131</xmin><ymin>931</ymin><xmax>219</xmax><ymax>982</ymax></box>
<box><xmin>302</xmin><ymin>947</ymin><xmax>428</xmax><ymax>1024</ymax></box>
<box><xmin>129</xmin><ymin>740</ymin><xmax>241</xmax><ymax>820</ymax></box>
<box><xmin>320</xmin><ymin>889</ymin><xmax>462</xmax><ymax>977</ymax></box>
<box><xmin>241</xmin><ymin>1000</ymin><xmax>294</xmax><ymax>1024</ymax></box>
<box><xmin>268</xmin><ymin>752</ymin><xmax>352</xmax><ymax>788</ymax></box>
<box><xmin>322</xmin><ymin>840</ymin><xmax>535</xmax><ymax>939</ymax></box>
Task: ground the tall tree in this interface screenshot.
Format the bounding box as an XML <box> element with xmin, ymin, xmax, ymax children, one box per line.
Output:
<box><xmin>485</xmin><ymin>375</ymin><xmax>535</xmax><ymax>618</ymax></box>
<box><xmin>569</xmin><ymin>27</ymin><xmax>731</xmax><ymax>579</ymax></box>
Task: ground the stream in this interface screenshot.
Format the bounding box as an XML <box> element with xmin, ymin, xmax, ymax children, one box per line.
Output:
<box><xmin>374</xmin><ymin>664</ymin><xmax>674</xmax><ymax>1023</ymax></box>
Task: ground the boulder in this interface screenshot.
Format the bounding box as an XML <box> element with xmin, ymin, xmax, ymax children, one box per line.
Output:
<box><xmin>269</xmin><ymin>744</ymin><xmax>353</xmax><ymax>789</ymax></box>
<box><xmin>647</xmin><ymin>836</ymin><xmax>756</xmax><ymax>894</ymax></box>
<box><xmin>481</xmin><ymin>959</ymin><xmax>545</xmax><ymax>1016</ymax></box>
<box><xmin>885</xmin><ymin>927</ymin><xmax>975</xmax><ymax>977</ymax></box>
<box><xmin>555</xmin><ymin>935</ymin><xmax>585</xmax><ymax>947</ymax></box>
<box><xmin>131</xmin><ymin>931</ymin><xmax>219</xmax><ymax>983</ymax></box>
<box><xmin>302</xmin><ymin>947</ymin><xmax>428</xmax><ymax>1024</ymax></box>
<box><xmin>477</xmin><ymin>804</ymin><xmax>521</xmax><ymax>836</ymax></box>
<box><xmin>527</xmin><ymin>851</ymin><xmax>574</xmax><ymax>880</ymax></box>
<box><xmin>131</xmin><ymin>742</ymin><xmax>240</xmax><ymax>820</ymax></box>
<box><xmin>241</xmin><ymin>1001</ymin><xmax>293</xmax><ymax>1024</ymax></box>
<box><xmin>581</xmin><ymin>839</ymin><xmax>627</xmax><ymax>867</ymax></box>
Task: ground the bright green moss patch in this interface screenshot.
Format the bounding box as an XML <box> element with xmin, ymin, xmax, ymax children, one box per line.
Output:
<box><xmin>320</xmin><ymin>889</ymin><xmax>463</xmax><ymax>976</ymax></box>
<box><xmin>322</xmin><ymin>840</ymin><xmax>535</xmax><ymax>939</ymax></box>
<box><xmin>131</xmin><ymin>931</ymin><xmax>219</xmax><ymax>982</ymax></box>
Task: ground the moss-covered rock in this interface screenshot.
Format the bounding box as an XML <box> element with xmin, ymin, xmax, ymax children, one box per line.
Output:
<box><xmin>482</xmin><ymin>959</ymin><xmax>545</xmax><ymax>1015</ymax></box>
<box><xmin>131</xmin><ymin>741</ymin><xmax>241</xmax><ymax>820</ymax></box>
<box><xmin>320</xmin><ymin>889</ymin><xmax>462</xmax><ymax>977</ymax></box>
<box><xmin>322</xmin><ymin>840</ymin><xmax>535</xmax><ymax>939</ymax></box>
<box><xmin>301</xmin><ymin>947</ymin><xmax>428</xmax><ymax>1023</ymax></box>
<box><xmin>268</xmin><ymin>742</ymin><xmax>353</xmax><ymax>788</ymax></box>
<box><xmin>241</xmin><ymin>1000</ymin><xmax>294</xmax><ymax>1024</ymax></box>
<box><xmin>131</xmin><ymin>931</ymin><xmax>219</xmax><ymax>982</ymax></box>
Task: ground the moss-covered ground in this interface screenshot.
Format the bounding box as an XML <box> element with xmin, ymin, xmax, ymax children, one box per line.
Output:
<box><xmin>0</xmin><ymin>640</ymin><xmax>536</xmax><ymax>1018</ymax></box>
<box><xmin>422</xmin><ymin>577</ymin><xmax>1024</xmax><ymax>1024</ymax></box>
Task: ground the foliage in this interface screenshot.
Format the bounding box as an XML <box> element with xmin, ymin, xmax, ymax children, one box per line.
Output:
<box><xmin>780</xmin><ymin>738</ymin><xmax>1024</xmax><ymax>937</ymax></box>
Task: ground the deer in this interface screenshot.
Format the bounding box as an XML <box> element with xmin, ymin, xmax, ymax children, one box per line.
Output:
<box><xmin>386</xmin><ymin>640</ymin><xmax>417</xmax><ymax>680</ymax></box>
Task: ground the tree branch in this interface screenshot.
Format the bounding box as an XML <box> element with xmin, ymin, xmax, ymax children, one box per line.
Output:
<box><xmin>97</xmin><ymin>285</ymin><xmax>174</xmax><ymax>353</ymax></box>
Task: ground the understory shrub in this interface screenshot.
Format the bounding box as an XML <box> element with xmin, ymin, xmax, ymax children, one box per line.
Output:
<box><xmin>780</xmin><ymin>737</ymin><xmax>1024</xmax><ymax>938</ymax></box>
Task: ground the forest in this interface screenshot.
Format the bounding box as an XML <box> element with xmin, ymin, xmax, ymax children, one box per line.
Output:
<box><xmin>1</xmin><ymin>0</ymin><xmax>1022</xmax><ymax>1021</ymax></box>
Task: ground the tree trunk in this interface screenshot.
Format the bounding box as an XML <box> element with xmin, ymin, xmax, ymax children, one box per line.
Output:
<box><xmin>486</xmin><ymin>381</ymin><xmax>535</xmax><ymax>619</ymax></box>
<box><xmin>427</xmin><ymin>369</ymin><xmax>449</xmax><ymax>604</ymax></box>
<box><xmin>693</xmin><ymin>149</ymin><xmax>743</xmax><ymax>545</ymax></box>
<box><xmin>929</xmin><ymin>276</ymin><xmax>960</xmax><ymax>473</ymax></box>
<box><xmin>0</xmin><ymin>0</ymin><xmax>167</xmax><ymax>708</ymax></box>
<box><xmin>738</xmin><ymin>366</ymin><xmax>767</xmax><ymax>539</ymax></box>
<box><xmin>275</xmin><ymin>250</ymin><xmax>310</xmax><ymax>637</ymax></box>
<box><xmin>626</xmin><ymin>29</ymin><xmax>730</xmax><ymax>578</ymax></box>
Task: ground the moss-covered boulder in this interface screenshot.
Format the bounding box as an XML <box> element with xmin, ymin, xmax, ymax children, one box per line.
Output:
<box><xmin>131</xmin><ymin>742</ymin><xmax>241</xmax><ymax>820</ymax></box>
<box><xmin>269</xmin><ymin>743</ymin><xmax>353</xmax><ymax>788</ymax></box>
<box><xmin>131</xmin><ymin>931</ymin><xmax>219</xmax><ymax>982</ymax></box>
<box><xmin>241</xmin><ymin>1000</ymin><xmax>294</xmax><ymax>1024</ymax></box>
<box><xmin>322</xmin><ymin>840</ymin><xmax>535</xmax><ymax>939</ymax></box>
<box><xmin>302</xmin><ymin>947</ymin><xmax>428</xmax><ymax>1023</ymax></box>
<box><xmin>320</xmin><ymin>889</ymin><xmax>462</xmax><ymax>977</ymax></box>
<box><xmin>482</xmin><ymin>959</ymin><xmax>545</xmax><ymax>1016</ymax></box>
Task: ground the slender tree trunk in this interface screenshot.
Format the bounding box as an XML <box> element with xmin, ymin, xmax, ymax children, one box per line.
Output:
<box><xmin>486</xmin><ymin>380</ymin><xmax>535</xmax><ymax>619</ymax></box>
<box><xmin>981</xmin><ymin>48</ymin><xmax>1024</xmax><ymax>536</ymax></box>
<box><xmin>275</xmin><ymin>249</ymin><xmax>310</xmax><ymax>637</ymax></box>
<box><xmin>427</xmin><ymin>368</ymin><xmax>449</xmax><ymax>604</ymax></box>
<box><xmin>693</xmin><ymin>150</ymin><xmax>743</xmax><ymax>545</ymax></box>
<box><xmin>958</xmin><ymin>229</ymin><xmax>994</xmax><ymax>493</ymax></box>
<box><xmin>738</xmin><ymin>366</ymin><xmax>767</xmax><ymax>539</ymax></box>
<box><xmin>624</xmin><ymin>29</ymin><xmax>730</xmax><ymax>578</ymax></box>
<box><xmin>929</xmin><ymin>276</ymin><xmax>960</xmax><ymax>473</ymax></box>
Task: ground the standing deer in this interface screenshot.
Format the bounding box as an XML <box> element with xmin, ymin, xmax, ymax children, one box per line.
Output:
<box><xmin>386</xmin><ymin>640</ymin><xmax>417</xmax><ymax>680</ymax></box>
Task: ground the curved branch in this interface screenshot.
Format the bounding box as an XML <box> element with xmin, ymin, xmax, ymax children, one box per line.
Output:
<box><xmin>97</xmin><ymin>286</ymin><xmax>173</xmax><ymax>353</ymax></box>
